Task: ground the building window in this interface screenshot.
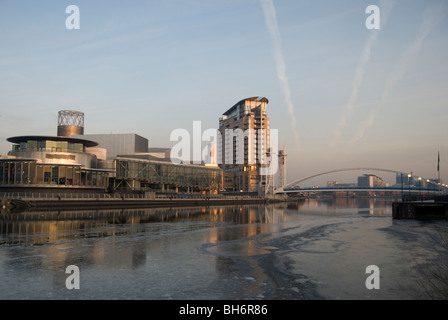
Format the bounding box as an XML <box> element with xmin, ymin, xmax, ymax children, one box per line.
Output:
<box><xmin>51</xmin><ymin>166</ymin><xmax>58</xmax><ymax>184</ymax></box>
<box><xmin>44</xmin><ymin>167</ymin><xmax>51</xmax><ymax>184</ymax></box>
<box><xmin>22</xmin><ymin>162</ymin><xmax>29</xmax><ymax>184</ymax></box>
<box><xmin>81</xmin><ymin>171</ymin><xmax>87</xmax><ymax>186</ymax></box>
<box><xmin>0</xmin><ymin>163</ymin><xmax>4</xmax><ymax>184</ymax></box>
<box><xmin>36</xmin><ymin>165</ymin><xmax>43</xmax><ymax>184</ymax></box>
<box><xmin>66</xmin><ymin>167</ymin><xmax>74</xmax><ymax>185</ymax></box>
<box><xmin>37</xmin><ymin>140</ymin><xmax>46</xmax><ymax>151</ymax></box>
<box><xmin>58</xmin><ymin>166</ymin><xmax>66</xmax><ymax>185</ymax></box>
<box><xmin>74</xmin><ymin>168</ymin><xmax>81</xmax><ymax>186</ymax></box>
<box><xmin>29</xmin><ymin>162</ymin><xmax>36</xmax><ymax>184</ymax></box>
<box><xmin>86</xmin><ymin>171</ymin><xmax>92</xmax><ymax>186</ymax></box>
<box><xmin>9</xmin><ymin>162</ymin><xmax>16</xmax><ymax>184</ymax></box>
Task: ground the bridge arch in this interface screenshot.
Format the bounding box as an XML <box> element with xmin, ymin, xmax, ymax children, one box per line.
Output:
<box><xmin>274</xmin><ymin>167</ymin><xmax>410</xmax><ymax>193</ymax></box>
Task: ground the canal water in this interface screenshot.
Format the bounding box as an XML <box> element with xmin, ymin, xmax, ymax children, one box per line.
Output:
<box><xmin>0</xmin><ymin>198</ymin><xmax>446</xmax><ymax>300</ymax></box>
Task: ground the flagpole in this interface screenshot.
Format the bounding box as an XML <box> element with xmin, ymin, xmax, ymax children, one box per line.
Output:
<box><xmin>438</xmin><ymin>151</ymin><xmax>440</xmax><ymax>194</ymax></box>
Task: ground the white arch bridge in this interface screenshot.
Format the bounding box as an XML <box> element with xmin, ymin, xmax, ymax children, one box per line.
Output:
<box><xmin>272</xmin><ymin>167</ymin><xmax>444</xmax><ymax>195</ymax></box>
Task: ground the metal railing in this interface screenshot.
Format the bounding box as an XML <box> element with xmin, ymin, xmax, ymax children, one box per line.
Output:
<box><xmin>0</xmin><ymin>192</ymin><xmax>263</xmax><ymax>200</ymax></box>
<box><xmin>0</xmin><ymin>192</ymin><xmax>137</xmax><ymax>200</ymax></box>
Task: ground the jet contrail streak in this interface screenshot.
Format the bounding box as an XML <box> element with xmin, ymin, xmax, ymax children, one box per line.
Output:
<box><xmin>260</xmin><ymin>0</ymin><xmax>300</xmax><ymax>147</ymax></box>
<box><xmin>330</xmin><ymin>0</ymin><xmax>393</xmax><ymax>152</ymax></box>
<box><xmin>349</xmin><ymin>4</ymin><xmax>444</xmax><ymax>146</ymax></box>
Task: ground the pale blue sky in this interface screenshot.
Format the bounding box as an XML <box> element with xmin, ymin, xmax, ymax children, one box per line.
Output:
<box><xmin>1</xmin><ymin>0</ymin><xmax>447</xmax><ymax>184</ymax></box>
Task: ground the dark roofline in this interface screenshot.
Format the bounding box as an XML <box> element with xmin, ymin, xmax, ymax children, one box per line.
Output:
<box><xmin>223</xmin><ymin>96</ymin><xmax>269</xmax><ymax>116</ymax></box>
<box><xmin>7</xmin><ymin>135</ymin><xmax>99</xmax><ymax>148</ymax></box>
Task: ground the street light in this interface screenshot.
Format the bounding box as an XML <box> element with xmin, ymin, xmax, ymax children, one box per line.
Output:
<box><xmin>426</xmin><ymin>179</ymin><xmax>436</xmax><ymax>201</ymax></box>
<box><xmin>408</xmin><ymin>173</ymin><xmax>412</xmax><ymax>201</ymax></box>
<box><xmin>401</xmin><ymin>173</ymin><xmax>404</xmax><ymax>201</ymax></box>
<box><xmin>418</xmin><ymin>177</ymin><xmax>422</xmax><ymax>201</ymax></box>
<box><xmin>427</xmin><ymin>179</ymin><xmax>434</xmax><ymax>200</ymax></box>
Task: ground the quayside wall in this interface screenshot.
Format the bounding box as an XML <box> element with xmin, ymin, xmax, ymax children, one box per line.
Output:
<box><xmin>392</xmin><ymin>201</ymin><xmax>448</xmax><ymax>220</ymax></box>
<box><xmin>1</xmin><ymin>197</ymin><xmax>285</xmax><ymax>211</ymax></box>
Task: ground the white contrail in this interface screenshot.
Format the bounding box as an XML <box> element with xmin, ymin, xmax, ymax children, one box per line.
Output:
<box><xmin>260</xmin><ymin>0</ymin><xmax>300</xmax><ymax>147</ymax></box>
<box><xmin>330</xmin><ymin>30</ymin><xmax>378</xmax><ymax>150</ymax></box>
<box><xmin>349</xmin><ymin>4</ymin><xmax>445</xmax><ymax>146</ymax></box>
<box><xmin>331</xmin><ymin>0</ymin><xmax>392</xmax><ymax>150</ymax></box>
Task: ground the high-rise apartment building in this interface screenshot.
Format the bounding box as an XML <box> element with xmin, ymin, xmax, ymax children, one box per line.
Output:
<box><xmin>218</xmin><ymin>96</ymin><xmax>270</xmax><ymax>192</ymax></box>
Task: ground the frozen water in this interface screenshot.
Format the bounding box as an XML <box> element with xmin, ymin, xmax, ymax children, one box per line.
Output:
<box><xmin>0</xmin><ymin>199</ymin><xmax>445</xmax><ymax>300</ymax></box>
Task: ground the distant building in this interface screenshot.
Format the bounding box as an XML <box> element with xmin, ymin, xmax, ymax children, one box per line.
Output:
<box><xmin>327</xmin><ymin>181</ymin><xmax>337</xmax><ymax>188</ymax></box>
<box><xmin>327</xmin><ymin>181</ymin><xmax>356</xmax><ymax>188</ymax></box>
<box><xmin>218</xmin><ymin>96</ymin><xmax>270</xmax><ymax>192</ymax></box>
<box><xmin>396</xmin><ymin>173</ymin><xmax>410</xmax><ymax>185</ymax></box>
<box><xmin>358</xmin><ymin>174</ymin><xmax>387</xmax><ymax>187</ymax></box>
<box><xmin>276</xmin><ymin>147</ymin><xmax>287</xmax><ymax>188</ymax></box>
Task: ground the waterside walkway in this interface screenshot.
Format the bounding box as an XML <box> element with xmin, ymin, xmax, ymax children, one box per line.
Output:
<box><xmin>0</xmin><ymin>192</ymin><xmax>284</xmax><ymax>211</ymax></box>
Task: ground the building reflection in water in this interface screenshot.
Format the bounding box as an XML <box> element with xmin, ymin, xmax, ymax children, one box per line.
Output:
<box><xmin>357</xmin><ymin>197</ymin><xmax>390</xmax><ymax>215</ymax></box>
<box><xmin>0</xmin><ymin>204</ymin><xmax>291</xmax><ymax>246</ymax></box>
<box><xmin>0</xmin><ymin>199</ymin><xmax>394</xmax><ymax>298</ymax></box>
<box><xmin>301</xmin><ymin>197</ymin><xmax>392</xmax><ymax>216</ymax></box>
<box><xmin>0</xmin><ymin>204</ymin><xmax>290</xmax><ymax>286</ymax></box>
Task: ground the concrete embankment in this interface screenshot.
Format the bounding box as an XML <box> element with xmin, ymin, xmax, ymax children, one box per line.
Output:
<box><xmin>392</xmin><ymin>201</ymin><xmax>448</xmax><ymax>219</ymax></box>
<box><xmin>2</xmin><ymin>197</ymin><xmax>280</xmax><ymax>211</ymax></box>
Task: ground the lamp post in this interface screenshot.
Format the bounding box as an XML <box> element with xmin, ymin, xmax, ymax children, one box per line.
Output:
<box><xmin>408</xmin><ymin>173</ymin><xmax>412</xmax><ymax>201</ymax></box>
<box><xmin>427</xmin><ymin>179</ymin><xmax>434</xmax><ymax>200</ymax></box>
<box><xmin>418</xmin><ymin>177</ymin><xmax>422</xmax><ymax>201</ymax></box>
<box><xmin>401</xmin><ymin>173</ymin><xmax>404</xmax><ymax>201</ymax></box>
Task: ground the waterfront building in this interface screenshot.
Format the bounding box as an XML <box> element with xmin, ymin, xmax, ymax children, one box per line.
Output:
<box><xmin>0</xmin><ymin>111</ymin><xmax>110</xmax><ymax>193</ymax></box>
<box><xmin>112</xmin><ymin>154</ymin><xmax>223</xmax><ymax>193</ymax></box>
<box><xmin>71</xmin><ymin>136</ymin><xmax>222</xmax><ymax>194</ymax></box>
<box><xmin>218</xmin><ymin>97</ymin><xmax>270</xmax><ymax>193</ymax></box>
<box><xmin>0</xmin><ymin>110</ymin><xmax>223</xmax><ymax>195</ymax></box>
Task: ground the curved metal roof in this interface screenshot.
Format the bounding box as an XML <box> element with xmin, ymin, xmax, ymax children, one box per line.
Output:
<box><xmin>7</xmin><ymin>135</ymin><xmax>99</xmax><ymax>148</ymax></box>
<box><xmin>223</xmin><ymin>96</ymin><xmax>269</xmax><ymax>116</ymax></box>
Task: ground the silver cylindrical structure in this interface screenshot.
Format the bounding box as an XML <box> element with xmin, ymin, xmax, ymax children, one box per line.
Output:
<box><xmin>57</xmin><ymin>110</ymin><xmax>84</xmax><ymax>137</ymax></box>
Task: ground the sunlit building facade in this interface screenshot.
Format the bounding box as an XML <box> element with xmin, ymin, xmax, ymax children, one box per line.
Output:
<box><xmin>218</xmin><ymin>97</ymin><xmax>270</xmax><ymax>192</ymax></box>
<box><xmin>0</xmin><ymin>110</ymin><xmax>223</xmax><ymax>194</ymax></box>
<box><xmin>113</xmin><ymin>155</ymin><xmax>223</xmax><ymax>193</ymax></box>
<box><xmin>0</xmin><ymin>135</ymin><xmax>109</xmax><ymax>192</ymax></box>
